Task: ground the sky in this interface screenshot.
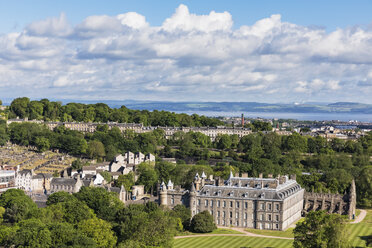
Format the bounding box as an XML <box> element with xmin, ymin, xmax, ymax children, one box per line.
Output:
<box><xmin>0</xmin><ymin>0</ymin><xmax>372</xmax><ymax>103</ymax></box>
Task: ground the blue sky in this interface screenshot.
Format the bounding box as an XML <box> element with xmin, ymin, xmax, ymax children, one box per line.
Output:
<box><xmin>0</xmin><ymin>1</ymin><xmax>372</xmax><ymax>103</ymax></box>
<box><xmin>1</xmin><ymin>0</ymin><xmax>371</xmax><ymax>33</ymax></box>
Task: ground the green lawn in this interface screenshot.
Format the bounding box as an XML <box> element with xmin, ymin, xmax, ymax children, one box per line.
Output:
<box><xmin>175</xmin><ymin>211</ymin><xmax>372</xmax><ymax>248</ymax></box>
<box><xmin>174</xmin><ymin>236</ymin><xmax>293</xmax><ymax>248</ymax></box>
<box><xmin>176</xmin><ymin>228</ymin><xmax>243</xmax><ymax>236</ymax></box>
<box><xmin>347</xmin><ymin>210</ymin><xmax>372</xmax><ymax>247</ymax></box>
<box><xmin>245</xmin><ymin>228</ymin><xmax>294</xmax><ymax>238</ymax></box>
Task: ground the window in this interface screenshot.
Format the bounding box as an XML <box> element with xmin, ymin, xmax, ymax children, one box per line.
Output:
<box><xmin>197</xmin><ymin>199</ymin><xmax>200</xmax><ymax>206</ymax></box>
<box><xmin>171</xmin><ymin>198</ymin><xmax>174</xmax><ymax>204</ymax></box>
<box><xmin>268</xmin><ymin>214</ymin><xmax>271</xmax><ymax>221</ymax></box>
<box><xmin>223</xmin><ymin>211</ymin><xmax>225</xmax><ymax>217</ymax></box>
<box><xmin>237</xmin><ymin>220</ymin><xmax>239</xmax><ymax>226</ymax></box>
<box><xmin>260</xmin><ymin>203</ymin><xmax>265</xmax><ymax>210</ymax></box>
<box><xmin>223</xmin><ymin>219</ymin><xmax>225</xmax><ymax>225</ymax></box>
<box><xmin>260</xmin><ymin>214</ymin><xmax>264</xmax><ymax>221</ymax></box>
<box><xmin>275</xmin><ymin>215</ymin><xmax>279</xmax><ymax>221</ymax></box>
<box><xmin>276</xmin><ymin>224</ymin><xmax>279</xmax><ymax>229</ymax></box>
<box><xmin>236</xmin><ymin>202</ymin><xmax>240</xmax><ymax>208</ymax></box>
<box><xmin>275</xmin><ymin>204</ymin><xmax>279</xmax><ymax>211</ymax></box>
<box><xmin>217</xmin><ymin>211</ymin><xmax>220</xmax><ymax>217</ymax></box>
<box><xmin>217</xmin><ymin>219</ymin><xmax>220</xmax><ymax>225</ymax></box>
<box><xmin>210</xmin><ymin>200</ymin><xmax>213</xmax><ymax>207</ymax></box>
<box><xmin>244</xmin><ymin>202</ymin><xmax>248</xmax><ymax>209</ymax></box>
<box><xmin>236</xmin><ymin>212</ymin><xmax>239</xmax><ymax>218</ymax></box>
<box><xmin>230</xmin><ymin>201</ymin><xmax>233</xmax><ymax>207</ymax></box>
<box><xmin>244</xmin><ymin>213</ymin><xmax>247</xmax><ymax>219</ymax></box>
<box><xmin>217</xmin><ymin>200</ymin><xmax>220</xmax><ymax>207</ymax></box>
<box><xmin>223</xmin><ymin>201</ymin><xmax>226</xmax><ymax>207</ymax></box>
<box><xmin>230</xmin><ymin>212</ymin><xmax>233</xmax><ymax>218</ymax></box>
<box><xmin>205</xmin><ymin>200</ymin><xmax>208</xmax><ymax>207</ymax></box>
<box><xmin>268</xmin><ymin>203</ymin><xmax>272</xmax><ymax>210</ymax></box>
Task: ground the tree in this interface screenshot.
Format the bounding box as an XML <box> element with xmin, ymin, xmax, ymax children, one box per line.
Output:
<box><xmin>136</xmin><ymin>163</ymin><xmax>158</xmax><ymax>193</ymax></box>
<box><xmin>78</xmin><ymin>218</ymin><xmax>117</xmax><ymax>248</ymax></box>
<box><xmin>0</xmin><ymin>189</ymin><xmax>37</xmax><ymax>223</ymax></box>
<box><xmin>46</xmin><ymin>191</ymin><xmax>77</xmax><ymax>206</ymax></box>
<box><xmin>115</xmin><ymin>204</ymin><xmax>176</xmax><ymax>247</ymax></box>
<box><xmin>75</xmin><ymin>187</ymin><xmax>124</xmax><ymax>222</ymax></box>
<box><xmin>170</xmin><ymin>204</ymin><xmax>191</xmax><ymax>230</ymax></box>
<box><xmin>35</xmin><ymin>136</ymin><xmax>50</xmax><ymax>152</ymax></box>
<box><xmin>100</xmin><ymin>171</ymin><xmax>112</xmax><ymax>183</ymax></box>
<box><xmin>190</xmin><ymin>210</ymin><xmax>216</xmax><ymax>233</ymax></box>
<box><xmin>48</xmin><ymin>222</ymin><xmax>97</xmax><ymax>248</ymax></box>
<box><xmin>87</xmin><ymin>140</ymin><xmax>106</xmax><ymax>161</ymax></box>
<box><xmin>293</xmin><ymin>211</ymin><xmax>350</xmax><ymax>248</ymax></box>
<box><xmin>9</xmin><ymin>97</ymin><xmax>30</xmax><ymax>118</ymax></box>
<box><xmin>115</xmin><ymin>172</ymin><xmax>135</xmax><ymax>192</ymax></box>
<box><xmin>11</xmin><ymin>218</ymin><xmax>52</xmax><ymax>248</ymax></box>
<box><xmin>155</xmin><ymin>161</ymin><xmax>176</xmax><ymax>183</ymax></box>
<box><xmin>71</xmin><ymin>159</ymin><xmax>83</xmax><ymax>170</ymax></box>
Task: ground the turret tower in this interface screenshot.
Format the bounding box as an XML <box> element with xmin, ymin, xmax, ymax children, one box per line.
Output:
<box><xmin>159</xmin><ymin>181</ymin><xmax>168</xmax><ymax>206</ymax></box>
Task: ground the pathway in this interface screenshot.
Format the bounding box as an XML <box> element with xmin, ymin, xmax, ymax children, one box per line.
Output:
<box><xmin>351</xmin><ymin>209</ymin><xmax>367</xmax><ymax>224</ymax></box>
<box><xmin>175</xmin><ymin>227</ymin><xmax>293</xmax><ymax>240</ymax></box>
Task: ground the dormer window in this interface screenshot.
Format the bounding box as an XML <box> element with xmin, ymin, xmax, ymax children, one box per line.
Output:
<box><xmin>244</xmin><ymin>192</ymin><xmax>249</xmax><ymax>197</ymax></box>
<box><xmin>217</xmin><ymin>190</ymin><xmax>221</xmax><ymax>196</ymax></box>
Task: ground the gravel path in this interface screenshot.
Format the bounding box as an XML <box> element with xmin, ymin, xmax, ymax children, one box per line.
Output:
<box><xmin>351</xmin><ymin>209</ymin><xmax>367</xmax><ymax>224</ymax></box>
<box><xmin>175</xmin><ymin>227</ymin><xmax>293</xmax><ymax>240</ymax></box>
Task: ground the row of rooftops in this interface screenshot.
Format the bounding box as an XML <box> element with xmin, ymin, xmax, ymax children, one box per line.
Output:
<box><xmin>6</xmin><ymin>118</ymin><xmax>251</xmax><ymax>131</ymax></box>
<box><xmin>162</xmin><ymin>171</ymin><xmax>303</xmax><ymax>201</ymax></box>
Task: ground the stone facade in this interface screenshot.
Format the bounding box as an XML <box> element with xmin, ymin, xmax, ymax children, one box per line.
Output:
<box><xmin>160</xmin><ymin>173</ymin><xmax>304</xmax><ymax>231</ymax></box>
<box><xmin>303</xmin><ymin>179</ymin><xmax>356</xmax><ymax>219</ymax></box>
<box><xmin>16</xmin><ymin>169</ymin><xmax>52</xmax><ymax>193</ymax></box>
<box><xmin>109</xmin><ymin>152</ymin><xmax>155</xmax><ymax>174</ymax></box>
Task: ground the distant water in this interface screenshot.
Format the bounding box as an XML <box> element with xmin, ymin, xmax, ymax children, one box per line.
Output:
<box><xmin>176</xmin><ymin>111</ymin><xmax>372</xmax><ymax>122</ymax></box>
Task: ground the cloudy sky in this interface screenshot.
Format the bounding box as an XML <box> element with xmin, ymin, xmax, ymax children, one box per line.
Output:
<box><xmin>1</xmin><ymin>0</ymin><xmax>372</xmax><ymax>103</ymax></box>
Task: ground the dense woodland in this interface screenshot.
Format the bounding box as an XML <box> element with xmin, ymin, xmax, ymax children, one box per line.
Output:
<box><xmin>0</xmin><ymin>188</ymin><xmax>215</xmax><ymax>247</ymax></box>
<box><xmin>5</xmin><ymin>97</ymin><xmax>224</xmax><ymax>127</ymax></box>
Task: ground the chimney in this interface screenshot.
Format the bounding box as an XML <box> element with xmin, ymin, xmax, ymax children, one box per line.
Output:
<box><xmin>268</xmin><ymin>174</ymin><xmax>273</xmax><ymax>178</ymax></box>
<box><xmin>279</xmin><ymin>176</ymin><xmax>287</xmax><ymax>184</ymax></box>
<box><xmin>259</xmin><ymin>173</ymin><xmax>263</xmax><ymax>178</ymax></box>
<box><xmin>241</xmin><ymin>114</ymin><xmax>244</xmax><ymax>127</ymax></box>
<box><xmin>242</xmin><ymin>173</ymin><xmax>248</xmax><ymax>178</ymax></box>
<box><xmin>235</xmin><ymin>173</ymin><xmax>239</xmax><ymax>177</ymax></box>
<box><xmin>290</xmin><ymin>174</ymin><xmax>297</xmax><ymax>181</ymax></box>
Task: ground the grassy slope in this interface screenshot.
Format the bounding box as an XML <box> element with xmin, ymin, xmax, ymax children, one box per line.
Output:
<box><xmin>174</xmin><ymin>236</ymin><xmax>292</xmax><ymax>248</ymax></box>
<box><xmin>348</xmin><ymin>210</ymin><xmax>372</xmax><ymax>247</ymax></box>
<box><xmin>174</xmin><ymin>211</ymin><xmax>372</xmax><ymax>248</ymax></box>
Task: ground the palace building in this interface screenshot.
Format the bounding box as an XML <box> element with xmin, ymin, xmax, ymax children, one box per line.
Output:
<box><xmin>159</xmin><ymin>172</ymin><xmax>304</xmax><ymax>230</ymax></box>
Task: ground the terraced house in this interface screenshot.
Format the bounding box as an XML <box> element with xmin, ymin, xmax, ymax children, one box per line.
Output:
<box><xmin>160</xmin><ymin>172</ymin><xmax>304</xmax><ymax>231</ymax></box>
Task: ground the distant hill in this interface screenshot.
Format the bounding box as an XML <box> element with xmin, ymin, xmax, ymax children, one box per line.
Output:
<box><xmin>118</xmin><ymin>101</ymin><xmax>372</xmax><ymax>114</ymax></box>
<box><xmin>3</xmin><ymin>99</ymin><xmax>372</xmax><ymax>114</ymax></box>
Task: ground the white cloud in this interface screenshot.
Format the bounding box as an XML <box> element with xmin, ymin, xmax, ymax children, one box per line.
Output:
<box><xmin>162</xmin><ymin>4</ymin><xmax>233</xmax><ymax>32</ymax></box>
<box><xmin>0</xmin><ymin>4</ymin><xmax>371</xmax><ymax>103</ymax></box>
<box><xmin>26</xmin><ymin>13</ymin><xmax>72</xmax><ymax>37</ymax></box>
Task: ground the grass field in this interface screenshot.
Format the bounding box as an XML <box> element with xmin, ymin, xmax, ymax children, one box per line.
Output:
<box><xmin>245</xmin><ymin>228</ymin><xmax>294</xmax><ymax>238</ymax></box>
<box><xmin>174</xmin><ymin>236</ymin><xmax>293</xmax><ymax>248</ymax></box>
<box><xmin>174</xmin><ymin>210</ymin><xmax>372</xmax><ymax>248</ymax></box>
<box><xmin>177</xmin><ymin>228</ymin><xmax>243</xmax><ymax>236</ymax></box>
<box><xmin>348</xmin><ymin>210</ymin><xmax>372</xmax><ymax>247</ymax></box>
